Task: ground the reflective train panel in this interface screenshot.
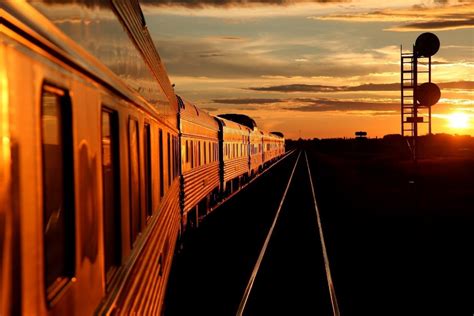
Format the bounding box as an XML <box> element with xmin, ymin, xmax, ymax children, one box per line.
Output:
<box><xmin>178</xmin><ymin>96</ymin><xmax>220</xmax><ymax>230</ymax></box>
<box><xmin>2</xmin><ymin>1</ymin><xmax>180</xmax><ymax>314</ymax></box>
<box><xmin>0</xmin><ymin>1</ymin><xmax>286</xmax><ymax>315</ymax></box>
<box><xmin>215</xmin><ymin>116</ymin><xmax>252</xmax><ymax>194</ymax></box>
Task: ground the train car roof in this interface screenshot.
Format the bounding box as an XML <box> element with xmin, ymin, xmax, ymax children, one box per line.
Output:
<box><xmin>270</xmin><ymin>132</ymin><xmax>285</xmax><ymax>138</ymax></box>
<box><xmin>215</xmin><ymin>116</ymin><xmax>251</xmax><ymax>132</ymax></box>
<box><xmin>178</xmin><ymin>96</ymin><xmax>219</xmax><ymax>131</ymax></box>
<box><xmin>217</xmin><ymin>114</ymin><xmax>257</xmax><ymax>130</ymax></box>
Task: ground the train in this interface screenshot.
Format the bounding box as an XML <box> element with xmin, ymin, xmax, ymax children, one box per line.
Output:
<box><xmin>0</xmin><ymin>1</ymin><xmax>285</xmax><ymax>315</ymax></box>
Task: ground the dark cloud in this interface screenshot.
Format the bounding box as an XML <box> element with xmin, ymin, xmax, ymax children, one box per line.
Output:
<box><xmin>419</xmin><ymin>61</ymin><xmax>452</xmax><ymax>65</ymax></box>
<box><xmin>213</xmin><ymin>98</ymin><xmax>283</xmax><ymax>104</ymax></box>
<box><xmin>201</xmin><ymin>107</ymin><xmax>219</xmax><ymax>111</ymax></box>
<box><xmin>248</xmin><ymin>81</ymin><xmax>474</xmax><ymax>93</ymax></box>
<box><xmin>248</xmin><ymin>84</ymin><xmax>346</xmax><ymax>92</ymax></box>
<box><xmin>41</xmin><ymin>0</ymin><xmax>348</xmax><ymax>9</ymax></box>
<box><xmin>313</xmin><ymin>4</ymin><xmax>474</xmax><ymax>32</ymax></box>
<box><xmin>212</xmin><ymin>96</ymin><xmax>401</xmax><ymax>113</ymax></box>
<box><xmin>141</xmin><ymin>0</ymin><xmax>348</xmax><ymax>8</ymax></box>
<box><xmin>199</xmin><ymin>52</ymin><xmax>225</xmax><ymax>58</ymax></box>
<box><xmin>218</xmin><ymin>36</ymin><xmax>244</xmax><ymax>40</ymax></box>
<box><xmin>439</xmin><ymin>81</ymin><xmax>474</xmax><ymax>90</ymax></box>
<box><xmin>350</xmin><ymin>83</ymin><xmax>400</xmax><ymax>91</ymax></box>
<box><xmin>248</xmin><ymin>83</ymin><xmax>400</xmax><ymax>93</ymax></box>
<box><xmin>286</xmin><ymin>98</ymin><xmax>399</xmax><ymax>112</ymax></box>
<box><xmin>395</xmin><ymin>17</ymin><xmax>474</xmax><ymax>31</ymax></box>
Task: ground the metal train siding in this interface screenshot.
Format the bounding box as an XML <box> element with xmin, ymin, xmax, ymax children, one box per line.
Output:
<box><xmin>0</xmin><ymin>1</ymin><xmax>285</xmax><ymax>315</ymax></box>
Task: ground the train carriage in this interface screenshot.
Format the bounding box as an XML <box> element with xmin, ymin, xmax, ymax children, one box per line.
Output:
<box><xmin>178</xmin><ymin>96</ymin><xmax>220</xmax><ymax>229</ymax></box>
<box><xmin>1</xmin><ymin>1</ymin><xmax>180</xmax><ymax>315</ymax></box>
<box><xmin>249</xmin><ymin>129</ymin><xmax>264</xmax><ymax>175</ymax></box>
<box><xmin>217</xmin><ymin>114</ymin><xmax>263</xmax><ymax>177</ymax></box>
<box><xmin>215</xmin><ymin>116</ymin><xmax>251</xmax><ymax>194</ymax></box>
<box><xmin>271</xmin><ymin>132</ymin><xmax>286</xmax><ymax>157</ymax></box>
<box><xmin>1</xmin><ymin>1</ymin><xmax>287</xmax><ymax>315</ymax></box>
<box><xmin>263</xmin><ymin>131</ymin><xmax>285</xmax><ymax>166</ymax></box>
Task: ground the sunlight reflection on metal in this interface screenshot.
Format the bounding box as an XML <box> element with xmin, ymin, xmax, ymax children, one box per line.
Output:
<box><xmin>0</xmin><ymin>37</ymin><xmax>12</xmax><ymax>316</ymax></box>
<box><xmin>237</xmin><ymin>150</ymin><xmax>301</xmax><ymax>316</ymax></box>
<box><xmin>304</xmin><ymin>151</ymin><xmax>340</xmax><ymax>316</ymax></box>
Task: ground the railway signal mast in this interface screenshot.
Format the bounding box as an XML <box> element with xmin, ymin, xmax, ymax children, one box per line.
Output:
<box><xmin>401</xmin><ymin>33</ymin><xmax>441</xmax><ymax>160</ymax></box>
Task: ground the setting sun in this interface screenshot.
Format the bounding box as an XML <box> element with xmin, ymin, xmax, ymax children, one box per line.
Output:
<box><xmin>448</xmin><ymin>112</ymin><xmax>470</xmax><ymax>129</ymax></box>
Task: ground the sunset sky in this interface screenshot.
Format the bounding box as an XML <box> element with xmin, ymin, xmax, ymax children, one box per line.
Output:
<box><xmin>142</xmin><ymin>0</ymin><xmax>474</xmax><ymax>139</ymax></box>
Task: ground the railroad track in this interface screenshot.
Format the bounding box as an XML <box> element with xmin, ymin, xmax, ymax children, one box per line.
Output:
<box><xmin>209</xmin><ymin>149</ymin><xmax>297</xmax><ymax>215</ymax></box>
<box><xmin>237</xmin><ymin>150</ymin><xmax>340</xmax><ymax>316</ymax></box>
<box><xmin>164</xmin><ymin>150</ymin><xmax>338</xmax><ymax>315</ymax></box>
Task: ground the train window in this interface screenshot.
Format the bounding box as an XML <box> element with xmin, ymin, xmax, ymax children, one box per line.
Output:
<box><xmin>101</xmin><ymin>109</ymin><xmax>121</xmax><ymax>285</ymax></box>
<box><xmin>186</xmin><ymin>140</ymin><xmax>189</xmax><ymax>163</ymax></box>
<box><xmin>129</xmin><ymin>118</ymin><xmax>141</xmax><ymax>246</ymax></box>
<box><xmin>41</xmin><ymin>85</ymin><xmax>75</xmax><ymax>302</ymax></box>
<box><xmin>144</xmin><ymin>123</ymin><xmax>152</xmax><ymax>218</ymax></box>
<box><xmin>198</xmin><ymin>141</ymin><xmax>201</xmax><ymax>166</ymax></box>
<box><xmin>209</xmin><ymin>142</ymin><xmax>211</xmax><ymax>162</ymax></box>
<box><xmin>167</xmin><ymin>133</ymin><xmax>171</xmax><ymax>186</ymax></box>
<box><xmin>159</xmin><ymin>129</ymin><xmax>164</xmax><ymax>197</ymax></box>
<box><xmin>175</xmin><ymin>137</ymin><xmax>179</xmax><ymax>178</ymax></box>
<box><xmin>191</xmin><ymin>140</ymin><xmax>194</xmax><ymax>168</ymax></box>
<box><xmin>170</xmin><ymin>138</ymin><xmax>173</xmax><ymax>180</ymax></box>
<box><xmin>172</xmin><ymin>137</ymin><xmax>176</xmax><ymax>178</ymax></box>
<box><xmin>203</xmin><ymin>142</ymin><xmax>207</xmax><ymax>164</ymax></box>
<box><xmin>174</xmin><ymin>137</ymin><xmax>178</xmax><ymax>179</ymax></box>
<box><xmin>173</xmin><ymin>137</ymin><xmax>176</xmax><ymax>178</ymax></box>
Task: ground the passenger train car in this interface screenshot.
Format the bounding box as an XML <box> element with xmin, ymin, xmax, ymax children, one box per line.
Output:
<box><xmin>177</xmin><ymin>96</ymin><xmax>220</xmax><ymax>231</ymax></box>
<box><xmin>0</xmin><ymin>1</ymin><xmax>285</xmax><ymax>315</ymax></box>
<box><xmin>216</xmin><ymin>115</ymin><xmax>252</xmax><ymax>195</ymax></box>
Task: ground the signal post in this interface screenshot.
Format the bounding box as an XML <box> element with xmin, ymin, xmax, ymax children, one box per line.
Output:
<box><xmin>401</xmin><ymin>32</ymin><xmax>441</xmax><ymax>161</ymax></box>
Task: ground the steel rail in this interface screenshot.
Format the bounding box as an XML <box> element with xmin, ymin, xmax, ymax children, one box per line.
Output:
<box><xmin>304</xmin><ymin>151</ymin><xmax>341</xmax><ymax>316</ymax></box>
<box><xmin>236</xmin><ymin>150</ymin><xmax>301</xmax><ymax>316</ymax></box>
<box><xmin>209</xmin><ymin>149</ymin><xmax>296</xmax><ymax>214</ymax></box>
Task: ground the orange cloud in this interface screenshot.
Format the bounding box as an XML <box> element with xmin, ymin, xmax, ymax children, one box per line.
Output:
<box><xmin>310</xmin><ymin>4</ymin><xmax>474</xmax><ymax>31</ymax></box>
<box><xmin>141</xmin><ymin>0</ymin><xmax>349</xmax><ymax>8</ymax></box>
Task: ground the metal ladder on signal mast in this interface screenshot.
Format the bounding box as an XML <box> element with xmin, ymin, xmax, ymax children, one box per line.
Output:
<box><xmin>401</xmin><ymin>51</ymin><xmax>415</xmax><ymax>136</ymax></box>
